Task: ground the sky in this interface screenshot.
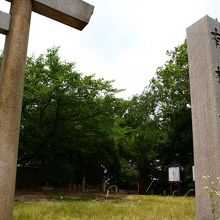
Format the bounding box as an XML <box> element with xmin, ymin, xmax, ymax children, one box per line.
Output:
<box><xmin>0</xmin><ymin>0</ymin><xmax>220</xmax><ymax>99</ymax></box>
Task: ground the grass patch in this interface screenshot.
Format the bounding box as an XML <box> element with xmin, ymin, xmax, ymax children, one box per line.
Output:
<box><xmin>14</xmin><ymin>195</ymin><xmax>195</xmax><ymax>220</ymax></box>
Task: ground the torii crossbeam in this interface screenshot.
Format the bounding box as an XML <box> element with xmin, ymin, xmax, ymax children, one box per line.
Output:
<box><xmin>0</xmin><ymin>1</ymin><xmax>94</xmax><ymax>219</ymax></box>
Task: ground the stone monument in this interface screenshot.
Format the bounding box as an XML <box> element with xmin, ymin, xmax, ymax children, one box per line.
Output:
<box><xmin>0</xmin><ymin>1</ymin><xmax>94</xmax><ymax>219</ymax></box>
<box><xmin>187</xmin><ymin>16</ymin><xmax>220</xmax><ymax>220</ymax></box>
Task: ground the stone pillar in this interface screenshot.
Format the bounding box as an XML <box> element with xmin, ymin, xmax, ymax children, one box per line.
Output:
<box><xmin>0</xmin><ymin>1</ymin><xmax>32</xmax><ymax>219</ymax></box>
<box><xmin>187</xmin><ymin>16</ymin><xmax>220</xmax><ymax>220</ymax></box>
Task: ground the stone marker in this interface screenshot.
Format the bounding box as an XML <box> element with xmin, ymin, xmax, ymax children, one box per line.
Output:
<box><xmin>0</xmin><ymin>11</ymin><xmax>10</xmax><ymax>34</ymax></box>
<box><xmin>187</xmin><ymin>16</ymin><xmax>220</xmax><ymax>220</ymax></box>
<box><xmin>0</xmin><ymin>0</ymin><xmax>94</xmax><ymax>219</ymax></box>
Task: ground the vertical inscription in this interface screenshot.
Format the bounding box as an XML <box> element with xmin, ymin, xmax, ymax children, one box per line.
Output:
<box><xmin>211</xmin><ymin>28</ymin><xmax>220</xmax><ymax>48</ymax></box>
<box><xmin>215</xmin><ymin>66</ymin><xmax>220</xmax><ymax>83</ymax></box>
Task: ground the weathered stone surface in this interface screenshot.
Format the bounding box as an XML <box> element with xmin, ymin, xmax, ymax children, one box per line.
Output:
<box><xmin>0</xmin><ymin>11</ymin><xmax>10</xmax><ymax>35</ymax></box>
<box><xmin>187</xmin><ymin>16</ymin><xmax>220</xmax><ymax>220</ymax></box>
<box><xmin>0</xmin><ymin>0</ymin><xmax>94</xmax><ymax>219</ymax></box>
<box><xmin>0</xmin><ymin>0</ymin><xmax>32</xmax><ymax>219</ymax></box>
<box><xmin>6</xmin><ymin>0</ymin><xmax>94</xmax><ymax>30</ymax></box>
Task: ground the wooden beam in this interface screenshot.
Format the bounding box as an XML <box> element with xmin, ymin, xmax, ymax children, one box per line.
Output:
<box><xmin>0</xmin><ymin>11</ymin><xmax>10</xmax><ymax>35</ymax></box>
<box><xmin>6</xmin><ymin>0</ymin><xmax>94</xmax><ymax>30</ymax></box>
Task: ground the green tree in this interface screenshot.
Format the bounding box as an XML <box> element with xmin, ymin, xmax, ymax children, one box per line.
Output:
<box><xmin>141</xmin><ymin>41</ymin><xmax>193</xmax><ymax>190</ymax></box>
<box><xmin>121</xmin><ymin>96</ymin><xmax>160</xmax><ymax>193</ymax></box>
<box><xmin>4</xmin><ymin>41</ymin><xmax>194</xmax><ymax>192</ymax></box>
<box><xmin>19</xmin><ymin>47</ymin><xmax>126</xmax><ymax>186</ymax></box>
<box><xmin>147</xmin><ymin>41</ymin><xmax>190</xmax><ymax>124</ymax></box>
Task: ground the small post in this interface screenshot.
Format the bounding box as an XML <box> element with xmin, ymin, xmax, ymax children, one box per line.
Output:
<box><xmin>0</xmin><ymin>0</ymin><xmax>32</xmax><ymax>219</ymax></box>
<box><xmin>82</xmin><ymin>176</ymin><xmax>86</xmax><ymax>192</ymax></box>
<box><xmin>102</xmin><ymin>179</ymin><xmax>106</xmax><ymax>192</ymax></box>
<box><xmin>169</xmin><ymin>182</ymin><xmax>172</xmax><ymax>195</ymax></box>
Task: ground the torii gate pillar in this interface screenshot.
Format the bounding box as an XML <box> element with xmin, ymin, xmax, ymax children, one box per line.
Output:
<box><xmin>0</xmin><ymin>2</ymin><xmax>32</xmax><ymax>219</ymax></box>
<box><xmin>0</xmin><ymin>0</ymin><xmax>94</xmax><ymax>219</ymax></box>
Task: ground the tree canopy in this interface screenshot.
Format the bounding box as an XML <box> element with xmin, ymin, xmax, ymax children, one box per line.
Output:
<box><xmin>1</xmin><ymin>42</ymin><xmax>194</xmax><ymax>194</ymax></box>
<box><xmin>19</xmin><ymin>47</ymin><xmax>126</xmax><ymax>186</ymax></box>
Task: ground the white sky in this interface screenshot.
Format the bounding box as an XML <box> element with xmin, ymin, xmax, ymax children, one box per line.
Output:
<box><xmin>0</xmin><ymin>0</ymin><xmax>220</xmax><ymax>98</ymax></box>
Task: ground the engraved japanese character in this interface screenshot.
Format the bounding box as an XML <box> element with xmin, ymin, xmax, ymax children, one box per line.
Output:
<box><xmin>215</xmin><ymin>66</ymin><xmax>220</xmax><ymax>83</ymax></box>
<box><xmin>211</xmin><ymin>28</ymin><xmax>220</xmax><ymax>48</ymax></box>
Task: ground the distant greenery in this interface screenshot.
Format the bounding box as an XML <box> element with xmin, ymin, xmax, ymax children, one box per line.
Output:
<box><xmin>120</xmin><ymin>41</ymin><xmax>193</xmax><ymax>192</ymax></box>
<box><xmin>14</xmin><ymin>195</ymin><xmax>195</xmax><ymax>220</ymax></box>
<box><xmin>138</xmin><ymin>41</ymin><xmax>193</xmax><ymax>190</ymax></box>
<box><xmin>0</xmin><ymin>41</ymin><xmax>194</xmax><ymax>193</ymax></box>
